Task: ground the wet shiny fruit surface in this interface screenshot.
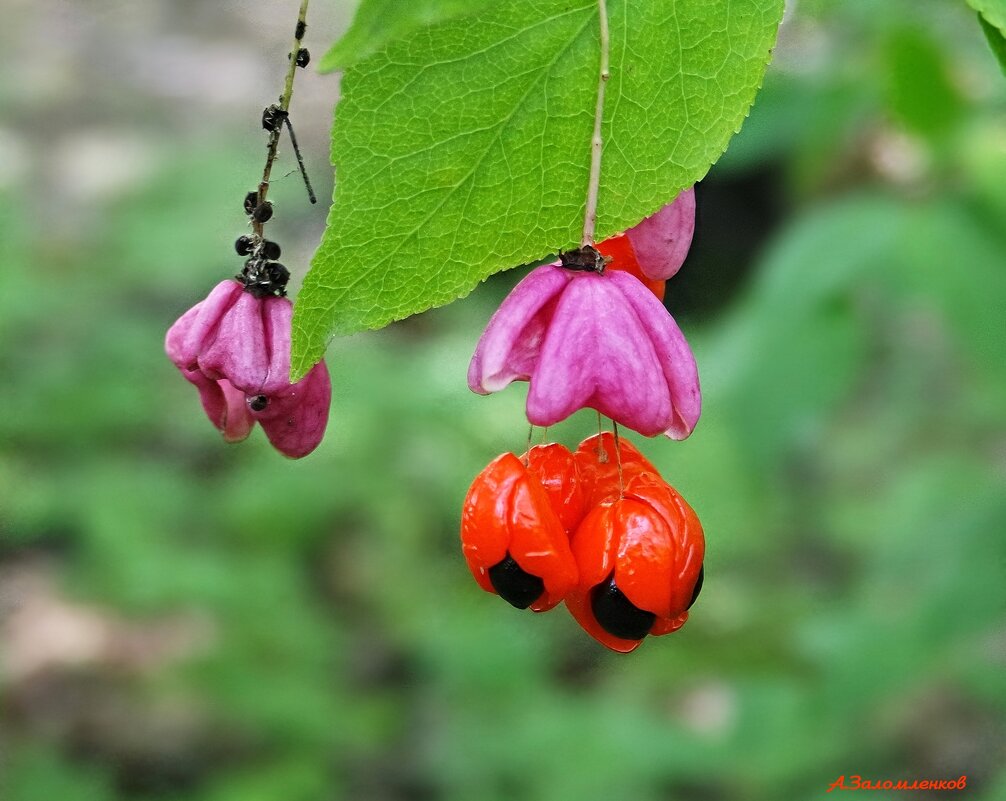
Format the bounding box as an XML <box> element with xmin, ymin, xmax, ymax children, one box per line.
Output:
<box><xmin>459</xmin><ymin>452</ymin><xmax>578</xmax><ymax>612</ymax></box>
<box><xmin>461</xmin><ymin>435</ymin><xmax>705</xmax><ymax>650</ymax></box>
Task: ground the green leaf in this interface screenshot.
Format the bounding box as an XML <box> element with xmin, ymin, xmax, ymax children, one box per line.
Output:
<box><xmin>978</xmin><ymin>11</ymin><xmax>1006</xmax><ymax>73</ymax></box>
<box><xmin>966</xmin><ymin>0</ymin><xmax>1006</xmax><ymax>73</ymax></box>
<box><xmin>966</xmin><ymin>0</ymin><xmax>1006</xmax><ymax>31</ymax></box>
<box><xmin>293</xmin><ymin>0</ymin><xmax>784</xmax><ymax>377</ymax></box>
<box><xmin>319</xmin><ymin>0</ymin><xmax>496</xmax><ymax>72</ymax></box>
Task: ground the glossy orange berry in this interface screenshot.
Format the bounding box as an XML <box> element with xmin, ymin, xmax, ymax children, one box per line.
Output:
<box><xmin>461</xmin><ymin>452</ymin><xmax>578</xmax><ymax>612</ymax></box>
<box><xmin>566</xmin><ymin>471</ymin><xmax>704</xmax><ymax>652</ymax></box>
<box><xmin>522</xmin><ymin>442</ymin><xmax>588</xmax><ymax>535</ymax></box>
<box><xmin>596</xmin><ymin>234</ymin><xmax>666</xmax><ymax>300</ymax></box>
<box><xmin>574</xmin><ymin>432</ymin><xmax>661</xmax><ymax>507</ymax></box>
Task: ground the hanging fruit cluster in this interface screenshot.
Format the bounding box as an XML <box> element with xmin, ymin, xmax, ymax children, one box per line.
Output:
<box><xmin>462</xmin><ymin>189</ymin><xmax>704</xmax><ymax>653</ymax></box>
<box><xmin>462</xmin><ymin>434</ymin><xmax>704</xmax><ymax>653</ymax></box>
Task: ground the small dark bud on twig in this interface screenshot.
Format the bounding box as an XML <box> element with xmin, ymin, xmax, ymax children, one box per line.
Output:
<box><xmin>262</xmin><ymin>105</ymin><xmax>289</xmax><ymax>133</ymax></box>
<box><xmin>243</xmin><ymin>191</ymin><xmax>259</xmax><ymax>215</ymax></box>
<box><xmin>267</xmin><ymin>262</ymin><xmax>289</xmax><ymax>286</ymax></box>
<box><xmin>252</xmin><ymin>201</ymin><xmax>274</xmax><ymax>223</ymax></box>
<box><xmin>235</xmin><ymin>235</ymin><xmax>253</xmax><ymax>256</ymax></box>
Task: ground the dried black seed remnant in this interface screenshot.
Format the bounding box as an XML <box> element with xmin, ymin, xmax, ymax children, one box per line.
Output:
<box><xmin>295</xmin><ymin>20</ymin><xmax>306</xmax><ymax>39</ymax></box>
<box><xmin>234</xmin><ymin>235</ymin><xmax>253</xmax><ymax>256</ymax></box>
<box><xmin>591</xmin><ymin>574</ymin><xmax>655</xmax><ymax>640</ymax></box>
<box><xmin>488</xmin><ymin>553</ymin><xmax>544</xmax><ymax>609</ymax></box>
<box><xmin>262</xmin><ymin>105</ymin><xmax>289</xmax><ymax>133</ymax></box>
<box><xmin>559</xmin><ymin>245</ymin><xmax>606</xmax><ymax>273</ymax></box>
<box><xmin>243</xmin><ymin>191</ymin><xmax>259</xmax><ymax>215</ymax></box>
<box><xmin>261</xmin><ymin>240</ymin><xmax>281</xmax><ymax>260</ymax></box>
<box><xmin>295</xmin><ymin>48</ymin><xmax>310</xmax><ymax>68</ymax></box>
<box><xmin>267</xmin><ymin>262</ymin><xmax>289</xmax><ymax>286</ymax></box>
<box><xmin>248</xmin><ymin>395</ymin><xmax>268</xmax><ymax>412</ymax></box>
<box><xmin>238</xmin><ymin>257</ymin><xmax>289</xmax><ymax>298</ymax></box>
<box><xmin>252</xmin><ymin>202</ymin><xmax>274</xmax><ymax>223</ymax></box>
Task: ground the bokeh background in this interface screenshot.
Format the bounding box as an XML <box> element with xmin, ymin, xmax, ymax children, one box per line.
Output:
<box><xmin>1</xmin><ymin>0</ymin><xmax>1004</xmax><ymax>799</ymax></box>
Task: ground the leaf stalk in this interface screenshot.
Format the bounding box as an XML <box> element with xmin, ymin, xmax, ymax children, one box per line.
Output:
<box><xmin>581</xmin><ymin>0</ymin><xmax>610</xmax><ymax>247</ymax></box>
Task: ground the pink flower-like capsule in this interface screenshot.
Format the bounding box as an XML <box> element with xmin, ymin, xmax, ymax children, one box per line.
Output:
<box><xmin>467</xmin><ymin>263</ymin><xmax>700</xmax><ymax>439</ymax></box>
<box><xmin>165</xmin><ymin>279</ymin><xmax>330</xmax><ymax>458</ymax></box>
<box><xmin>626</xmin><ymin>188</ymin><xmax>696</xmax><ymax>282</ymax></box>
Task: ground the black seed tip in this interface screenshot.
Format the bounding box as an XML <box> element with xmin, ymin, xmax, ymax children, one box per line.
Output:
<box><xmin>248</xmin><ymin>395</ymin><xmax>268</xmax><ymax>412</ymax></box>
<box><xmin>262</xmin><ymin>240</ymin><xmax>281</xmax><ymax>260</ymax></box>
<box><xmin>243</xmin><ymin>191</ymin><xmax>259</xmax><ymax>215</ymax></box>
<box><xmin>590</xmin><ymin>574</ymin><xmax>655</xmax><ymax>641</ymax></box>
<box><xmin>234</xmin><ymin>235</ymin><xmax>253</xmax><ymax>256</ymax></box>
<box><xmin>252</xmin><ymin>202</ymin><xmax>273</xmax><ymax>223</ymax></box>
<box><xmin>687</xmin><ymin>565</ymin><xmax>703</xmax><ymax>610</ymax></box>
<box><xmin>295</xmin><ymin>48</ymin><xmax>310</xmax><ymax>68</ymax></box>
<box><xmin>488</xmin><ymin>553</ymin><xmax>544</xmax><ymax>610</ymax></box>
<box><xmin>295</xmin><ymin>20</ymin><xmax>306</xmax><ymax>39</ymax></box>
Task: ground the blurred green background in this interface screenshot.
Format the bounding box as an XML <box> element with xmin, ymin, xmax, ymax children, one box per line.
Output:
<box><xmin>1</xmin><ymin>1</ymin><xmax>1004</xmax><ymax>799</ymax></box>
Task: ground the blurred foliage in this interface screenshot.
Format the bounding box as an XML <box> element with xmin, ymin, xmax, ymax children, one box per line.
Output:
<box><xmin>1</xmin><ymin>1</ymin><xmax>1004</xmax><ymax>800</ymax></box>
<box><xmin>978</xmin><ymin>14</ymin><xmax>1006</xmax><ymax>75</ymax></box>
<box><xmin>967</xmin><ymin>0</ymin><xmax>1006</xmax><ymax>73</ymax></box>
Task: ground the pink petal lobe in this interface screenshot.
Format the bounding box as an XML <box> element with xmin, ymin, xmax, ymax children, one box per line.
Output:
<box><xmin>217</xmin><ymin>379</ymin><xmax>257</xmax><ymax>442</ymax></box>
<box><xmin>259</xmin><ymin>296</ymin><xmax>293</xmax><ymax>395</ymax></box>
<box><xmin>165</xmin><ymin>303</ymin><xmax>202</xmax><ymax>369</ymax></box>
<box><xmin>467</xmin><ymin>265</ymin><xmax>570</xmax><ymax>394</ymax></box>
<box><xmin>253</xmin><ymin>360</ymin><xmax>332</xmax><ymax>459</ymax></box>
<box><xmin>609</xmin><ymin>271</ymin><xmax>701</xmax><ymax>439</ymax></box>
<box><xmin>626</xmin><ymin>189</ymin><xmax>695</xmax><ymax>281</ymax></box>
<box><xmin>179</xmin><ymin>368</ymin><xmax>254</xmax><ymax>443</ymax></box>
<box><xmin>174</xmin><ymin>280</ymin><xmax>244</xmax><ymax>368</ymax></box>
<box><xmin>526</xmin><ymin>273</ymin><xmax>670</xmax><ymax>435</ymax></box>
<box><xmin>198</xmin><ymin>289</ymin><xmax>269</xmax><ymax>392</ymax></box>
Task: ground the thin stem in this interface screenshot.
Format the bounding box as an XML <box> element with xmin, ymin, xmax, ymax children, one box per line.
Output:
<box><xmin>282</xmin><ymin>116</ymin><xmax>317</xmax><ymax>204</ymax></box>
<box><xmin>253</xmin><ymin>0</ymin><xmax>311</xmax><ymax>240</ymax></box>
<box><xmin>524</xmin><ymin>424</ymin><xmax>534</xmax><ymax>465</ymax></box>
<box><xmin>612</xmin><ymin>420</ymin><xmax>624</xmax><ymax>497</ymax></box>
<box><xmin>581</xmin><ymin>0</ymin><xmax>610</xmax><ymax>247</ymax></box>
<box><xmin>596</xmin><ymin>410</ymin><xmax>608</xmax><ymax>463</ymax></box>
